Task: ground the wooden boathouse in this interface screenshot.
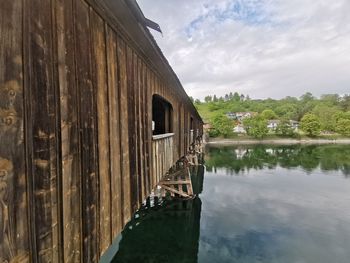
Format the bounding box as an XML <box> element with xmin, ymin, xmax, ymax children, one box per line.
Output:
<box><xmin>0</xmin><ymin>0</ymin><xmax>203</xmax><ymax>262</ymax></box>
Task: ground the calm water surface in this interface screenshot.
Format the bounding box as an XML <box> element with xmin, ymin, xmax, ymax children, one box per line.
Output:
<box><xmin>112</xmin><ymin>144</ymin><xmax>350</xmax><ymax>263</ymax></box>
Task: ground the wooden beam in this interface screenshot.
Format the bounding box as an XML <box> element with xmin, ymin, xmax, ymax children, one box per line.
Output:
<box><xmin>160</xmin><ymin>186</ymin><xmax>190</xmax><ymax>198</ymax></box>
<box><xmin>159</xmin><ymin>180</ymin><xmax>191</xmax><ymax>185</ymax></box>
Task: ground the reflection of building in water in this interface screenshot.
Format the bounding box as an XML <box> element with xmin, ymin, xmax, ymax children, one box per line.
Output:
<box><xmin>265</xmin><ymin>149</ymin><xmax>274</xmax><ymax>155</ymax></box>
<box><xmin>112</xmin><ymin>197</ymin><xmax>202</xmax><ymax>263</ymax></box>
<box><xmin>235</xmin><ymin>148</ymin><xmax>248</xmax><ymax>159</ymax></box>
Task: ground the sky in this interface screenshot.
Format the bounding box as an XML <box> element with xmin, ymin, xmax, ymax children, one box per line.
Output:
<box><xmin>137</xmin><ymin>0</ymin><xmax>350</xmax><ymax>100</ymax></box>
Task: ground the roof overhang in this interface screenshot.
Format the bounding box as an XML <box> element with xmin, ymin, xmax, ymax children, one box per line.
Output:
<box><xmin>86</xmin><ymin>0</ymin><xmax>203</xmax><ymax>123</ymax></box>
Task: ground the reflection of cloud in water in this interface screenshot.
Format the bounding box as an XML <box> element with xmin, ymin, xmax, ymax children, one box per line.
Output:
<box><xmin>199</xmin><ymin>229</ymin><xmax>290</xmax><ymax>263</ymax></box>
<box><xmin>198</xmin><ymin>166</ymin><xmax>350</xmax><ymax>263</ymax></box>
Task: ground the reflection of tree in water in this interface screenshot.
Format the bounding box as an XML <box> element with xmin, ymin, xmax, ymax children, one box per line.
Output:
<box><xmin>112</xmin><ymin>197</ymin><xmax>202</xmax><ymax>263</ymax></box>
<box><xmin>205</xmin><ymin>145</ymin><xmax>350</xmax><ymax>177</ymax></box>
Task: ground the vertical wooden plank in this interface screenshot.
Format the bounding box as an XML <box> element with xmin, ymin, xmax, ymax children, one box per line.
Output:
<box><xmin>150</xmin><ymin>71</ymin><xmax>158</xmax><ymax>188</ymax></box>
<box><xmin>0</xmin><ymin>0</ymin><xmax>30</xmax><ymax>262</ymax></box>
<box><xmin>163</xmin><ymin>139</ymin><xmax>165</xmax><ymax>177</ymax></box>
<box><xmin>149</xmin><ymin>70</ymin><xmax>154</xmax><ymax>188</ymax></box>
<box><xmin>184</xmin><ymin>111</ymin><xmax>188</xmax><ymax>153</ymax></box>
<box><xmin>75</xmin><ymin>1</ymin><xmax>99</xmax><ymax>261</ymax></box>
<box><xmin>151</xmin><ymin>142</ymin><xmax>154</xmax><ymax>188</ymax></box>
<box><xmin>140</xmin><ymin>61</ymin><xmax>145</xmax><ymax>199</ymax></box>
<box><xmin>90</xmin><ymin>11</ymin><xmax>111</xmax><ymax>255</ymax></box>
<box><xmin>126</xmin><ymin>47</ymin><xmax>138</xmax><ymax>214</ymax></box>
<box><xmin>51</xmin><ymin>1</ymin><xmax>65</xmax><ymax>260</ymax></box>
<box><xmin>188</xmin><ymin>113</ymin><xmax>191</xmax><ymax>146</ymax></box>
<box><xmin>146</xmin><ymin>67</ymin><xmax>151</xmax><ymax>196</ymax></box>
<box><xmin>133</xmin><ymin>53</ymin><xmax>140</xmax><ymax>209</ymax></box>
<box><xmin>24</xmin><ymin>0</ymin><xmax>60</xmax><ymax>261</ymax></box>
<box><xmin>154</xmin><ymin>141</ymin><xmax>157</xmax><ymax>189</ymax></box>
<box><xmin>174</xmin><ymin>102</ymin><xmax>179</xmax><ymax>161</ymax></box>
<box><xmin>184</xmin><ymin>109</ymin><xmax>187</xmax><ymax>151</ymax></box>
<box><xmin>55</xmin><ymin>0</ymin><xmax>82</xmax><ymax>261</ymax></box>
<box><xmin>178</xmin><ymin>104</ymin><xmax>183</xmax><ymax>157</ymax></box>
<box><xmin>141</xmin><ymin>62</ymin><xmax>149</xmax><ymax>198</ymax></box>
<box><xmin>156</xmin><ymin>140</ymin><xmax>159</xmax><ymax>183</ymax></box>
<box><xmin>137</xmin><ymin>57</ymin><xmax>144</xmax><ymax>203</ymax></box>
<box><xmin>106</xmin><ymin>27</ymin><xmax>123</xmax><ymax>238</ymax></box>
<box><xmin>117</xmin><ymin>36</ymin><xmax>131</xmax><ymax>225</ymax></box>
<box><xmin>185</xmin><ymin>112</ymin><xmax>188</xmax><ymax>150</ymax></box>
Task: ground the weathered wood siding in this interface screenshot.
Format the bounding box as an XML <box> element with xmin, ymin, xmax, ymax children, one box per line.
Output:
<box><xmin>0</xmin><ymin>0</ymin><xmax>203</xmax><ymax>262</ymax></box>
<box><xmin>0</xmin><ymin>0</ymin><xmax>30</xmax><ymax>262</ymax></box>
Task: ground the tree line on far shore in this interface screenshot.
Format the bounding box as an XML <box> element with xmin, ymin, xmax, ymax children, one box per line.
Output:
<box><xmin>191</xmin><ymin>92</ymin><xmax>350</xmax><ymax>138</ymax></box>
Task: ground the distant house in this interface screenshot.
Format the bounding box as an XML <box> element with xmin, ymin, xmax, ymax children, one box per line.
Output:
<box><xmin>236</xmin><ymin>112</ymin><xmax>255</xmax><ymax>121</ymax></box>
<box><xmin>226</xmin><ymin>112</ymin><xmax>237</xmax><ymax>120</ymax></box>
<box><xmin>267</xmin><ymin>120</ymin><xmax>299</xmax><ymax>131</ymax></box>
<box><xmin>289</xmin><ymin>120</ymin><xmax>299</xmax><ymax>130</ymax></box>
<box><xmin>267</xmin><ymin>120</ymin><xmax>280</xmax><ymax>130</ymax></box>
<box><xmin>233</xmin><ymin>124</ymin><xmax>246</xmax><ymax>134</ymax></box>
<box><xmin>226</xmin><ymin>112</ymin><xmax>257</xmax><ymax>122</ymax></box>
<box><xmin>203</xmin><ymin>123</ymin><xmax>213</xmax><ymax>130</ymax></box>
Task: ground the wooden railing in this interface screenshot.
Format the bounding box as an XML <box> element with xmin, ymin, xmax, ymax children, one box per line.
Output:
<box><xmin>190</xmin><ymin>129</ymin><xmax>194</xmax><ymax>145</ymax></box>
<box><xmin>151</xmin><ymin>133</ymin><xmax>174</xmax><ymax>187</ymax></box>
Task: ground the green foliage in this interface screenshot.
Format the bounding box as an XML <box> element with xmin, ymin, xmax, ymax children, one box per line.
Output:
<box><xmin>243</xmin><ymin>116</ymin><xmax>268</xmax><ymax>139</ymax></box>
<box><xmin>311</xmin><ymin>105</ymin><xmax>340</xmax><ymax>131</ymax></box>
<box><xmin>333</xmin><ymin>111</ymin><xmax>350</xmax><ymax>122</ymax></box>
<box><xmin>208</xmin><ymin>102</ymin><xmax>221</xmax><ymax>111</ymax></box>
<box><xmin>194</xmin><ymin>99</ymin><xmax>201</xmax><ymax>104</ymax></box>
<box><xmin>320</xmin><ymin>94</ymin><xmax>340</xmax><ymax>106</ymax></box>
<box><xmin>335</xmin><ymin>119</ymin><xmax>350</xmax><ymax>137</ymax></box>
<box><xmin>211</xmin><ymin>115</ymin><xmax>234</xmax><ymax>138</ymax></box>
<box><xmin>275</xmin><ymin>104</ymin><xmax>298</xmax><ymax>120</ymax></box>
<box><xmin>297</xmin><ymin>100</ymin><xmax>318</xmax><ymax>120</ymax></box>
<box><xmin>208</xmin><ymin>129</ymin><xmax>219</xmax><ymax>137</ymax></box>
<box><xmin>340</xmin><ymin>94</ymin><xmax>350</xmax><ymax>111</ymax></box>
<box><xmin>275</xmin><ymin>119</ymin><xmax>295</xmax><ymax>137</ymax></box>
<box><xmin>300</xmin><ymin>113</ymin><xmax>321</xmax><ymax>136</ymax></box>
<box><xmin>233</xmin><ymin>92</ymin><xmax>240</xmax><ymax>101</ymax></box>
<box><xmin>260</xmin><ymin>109</ymin><xmax>278</xmax><ymax>120</ymax></box>
<box><xmin>195</xmin><ymin>93</ymin><xmax>350</xmax><ymax>138</ymax></box>
<box><xmin>300</xmin><ymin>92</ymin><xmax>315</xmax><ymax>102</ymax></box>
<box><xmin>204</xmin><ymin>95</ymin><xmax>212</xmax><ymax>103</ymax></box>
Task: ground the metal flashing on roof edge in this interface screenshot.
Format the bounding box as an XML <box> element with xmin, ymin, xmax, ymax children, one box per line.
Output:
<box><xmin>145</xmin><ymin>18</ymin><xmax>163</xmax><ymax>34</ymax></box>
<box><xmin>127</xmin><ymin>0</ymin><xmax>163</xmax><ymax>34</ymax></box>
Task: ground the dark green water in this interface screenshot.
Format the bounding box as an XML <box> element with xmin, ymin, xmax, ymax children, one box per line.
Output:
<box><xmin>111</xmin><ymin>144</ymin><xmax>350</xmax><ymax>263</ymax></box>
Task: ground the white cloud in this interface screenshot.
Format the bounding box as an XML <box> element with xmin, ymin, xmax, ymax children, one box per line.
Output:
<box><xmin>137</xmin><ymin>0</ymin><xmax>350</xmax><ymax>100</ymax></box>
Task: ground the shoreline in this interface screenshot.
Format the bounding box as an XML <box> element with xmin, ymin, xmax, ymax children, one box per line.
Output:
<box><xmin>206</xmin><ymin>138</ymin><xmax>350</xmax><ymax>145</ymax></box>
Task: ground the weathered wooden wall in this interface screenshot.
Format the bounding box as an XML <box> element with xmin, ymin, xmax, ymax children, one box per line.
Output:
<box><xmin>0</xmin><ymin>0</ymin><xmax>203</xmax><ymax>262</ymax></box>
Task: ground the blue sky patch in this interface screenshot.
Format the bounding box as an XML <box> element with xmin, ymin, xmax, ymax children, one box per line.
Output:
<box><xmin>185</xmin><ymin>0</ymin><xmax>274</xmax><ymax>38</ymax></box>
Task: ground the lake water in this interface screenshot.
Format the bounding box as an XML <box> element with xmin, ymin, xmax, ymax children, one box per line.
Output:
<box><xmin>111</xmin><ymin>144</ymin><xmax>350</xmax><ymax>263</ymax></box>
